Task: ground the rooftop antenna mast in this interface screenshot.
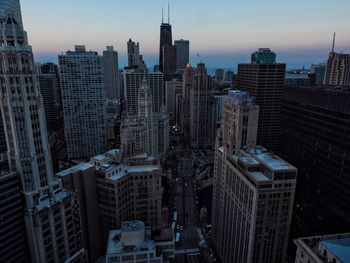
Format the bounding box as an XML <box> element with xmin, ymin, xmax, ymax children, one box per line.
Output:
<box><xmin>162</xmin><ymin>6</ymin><xmax>164</xmax><ymax>23</ymax></box>
<box><xmin>168</xmin><ymin>1</ymin><xmax>170</xmax><ymax>24</ymax></box>
<box><xmin>332</xmin><ymin>32</ymin><xmax>336</xmax><ymax>53</ymax></box>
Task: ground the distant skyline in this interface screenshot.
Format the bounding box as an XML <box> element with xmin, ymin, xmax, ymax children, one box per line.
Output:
<box><xmin>21</xmin><ymin>0</ymin><xmax>350</xmax><ymax>69</ymax></box>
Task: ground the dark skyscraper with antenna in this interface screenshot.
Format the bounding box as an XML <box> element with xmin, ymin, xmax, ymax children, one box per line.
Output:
<box><xmin>159</xmin><ymin>5</ymin><xmax>172</xmax><ymax>73</ymax></box>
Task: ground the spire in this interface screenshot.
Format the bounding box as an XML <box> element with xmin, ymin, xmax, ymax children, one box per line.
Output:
<box><xmin>162</xmin><ymin>6</ymin><xmax>164</xmax><ymax>23</ymax></box>
<box><xmin>168</xmin><ymin>1</ymin><xmax>170</xmax><ymax>24</ymax></box>
<box><xmin>332</xmin><ymin>32</ymin><xmax>336</xmax><ymax>53</ymax></box>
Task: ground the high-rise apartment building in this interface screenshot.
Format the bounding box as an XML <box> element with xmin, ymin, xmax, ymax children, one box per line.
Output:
<box><xmin>0</xmin><ymin>2</ymin><xmax>86</xmax><ymax>261</ymax></box>
<box><xmin>190</xmin><ymin>63</ymin><xmax>211</xmax><ymax>149</ymax></box>
<box><xmin>103</xmin><ymin>46</ymin><xmax>120</xmax><ymax>100</ymax></box>
<box><xmin>163</xmin><ymin>44</ymin><xmax>177</xmax><ymax>81</ymax></box>
<box><xmin>0</xmin><ymin>171</ymin><xmax>30</xmax><ymax>263</ymax></box>
<box><xmin>251</xmin><ymin>48</ymin><xmax>277</xmax><ymax>64</ymax></box>
<box><xmin>174</xmin><ymin>39</ymin><xmax>189</xmax><ymax>73</ymax></box>
<box><xmin>59</xmin><ymin>45</ymin><xmax>107</xmax><ymax>160</ymax></box>
<box><xmin>280</xmin><ymin>86</ymin><xmax>350</xmax><ymax>237</ymax></box>
<box><xmin>123</xmin><ymin>70</ymin><xmax>164</xmax><ymax>114</ymax></box>
<box><xmin>159</xmin><ymin>12</ymin><xmax>172</xmax><ymax>73</ymax></box>
<box><xmin>91</xmin><ymin>150</ymin><xmax>162</xmax><ymax>246</ymax></box>
<box><xmin>212</xmin><ymin>91</ymin><xmax>296</xmax><ymax>263</ymax></box>
<box><xmin>237</xmin><ymin>59</ymin><xmax>286</xmax><ymax>152</ymax></box>
<box><xmin>156</xmin><ymin>106</ymin><xmax>170</xmax><ymax>160</ymax></box>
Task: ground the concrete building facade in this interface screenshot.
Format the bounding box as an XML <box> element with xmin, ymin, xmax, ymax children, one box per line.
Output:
<box><xmin>59</xmin><ymin>45</ymin><xmax>107</xmax><ymax>160</ymax></box>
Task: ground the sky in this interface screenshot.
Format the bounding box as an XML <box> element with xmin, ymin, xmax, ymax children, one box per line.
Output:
<box><xmin>20</xmin><ymin>0</ymin><xmax>350</xmax><ymax>69</ymax></box>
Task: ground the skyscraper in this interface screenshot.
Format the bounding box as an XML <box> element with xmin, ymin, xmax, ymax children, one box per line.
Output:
<box><xmin>237</xmin><ymin>55</ymin><xmax>285</xmax><ymax>152</ymax></box>
<box><xmin>59</xmin><ymin>45</ymin><xmax>107</xmax><ymax>160</ymax></box>
<box><xmin>38</xmin><ymin>71</ymin><xmax>60</xmax><ymax>133</ymax></box>
<box><xmin>163</xmin><ymin>44</ymin><xmax>177</xmax><ymax>81</ymax></box>
<box><xmin>0</xmin><ymin>1</ymin><xmax>86</xmax><ymax>261</ymax></box>
<box><xmin>127</xmin><ymin>39</ymin><xmax>147</xmax><ymax>73</ymax></box>
<box><xmin>174</xmin><ymin>39</ymin><xmax>190</xmax><ymax>73</ymax></box>
<box><xmin>165</xmin><ymin>80</ymin><xmax>182</xmax><ymax>123</ymax></box>
<box><xmin>0</xmin><ymin>171</ymin><xmax>30</xmax><ymax>262</ymax></box>
<box><xmin>179</xmin><ymin>64</ymin><xmax>195</xmax><ymax>142</ymax></box>
<box><xmin>310</xmin><ymin>63</ymin><xmax>326</xmax><ymax>85</ymax></box>
<box><xmin>212</xmin><ymin>91</ymin><xmax>296</xmax><ymax>263</ymax></box>
<box><xmin>323</xmin><ymin>35</ymin><xmax>350</xmax><ymax>86</ymax></box>
<box><xmin>123</xmin><ymin>70</ymin><xmax>164</xmax><ymax>114</ymax></box>
<box><xmin>190</xmin><ymin>63</ymin><xmax>212</xmax><ymax>149</ymax></box>
<box><xmin>159</xmin><ymin>6</ymin><xmax>172</xmax><ymax>73</ymax></box>
<box><xmin>251</xmin><ymin>48</ymin><xmax>277</xmax><ymax>64</ymax></box>
<box><xmin>280</xmin><ymin>85</ymin><xmax>350</xmax><ymax>236</ymax></box>
<box><xmin>103</xmin><ymin>46</ymin><xmax>120</xmax><ymax>100</ymax></box>
<box><xmin>138</xmin><ymin>78</ymin><xmax>157</xmax><ymax>157</ymax></box>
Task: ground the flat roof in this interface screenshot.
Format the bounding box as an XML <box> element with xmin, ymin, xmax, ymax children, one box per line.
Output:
<box><xmin>242</xmin><ymin>147</ymin><xmax>296</xmax><ymax>172</ymax></box>
<box><xmin>322</xmin><ymin>238</ymin><xmax>350</xmax><ymax>263</ymax></box>
<box><xmin>250</xmin><ymin>171</ymin><xmax>270</xmax><ymax>182</ymax></box>
<box><xmin>56</xmin><ymin>163</ymin><xmax>94</xmax><ymax>177</ymax></box>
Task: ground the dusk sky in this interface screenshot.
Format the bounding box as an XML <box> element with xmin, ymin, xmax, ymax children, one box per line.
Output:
<box><xmin>21</xmin><ymin>0</ymin><xmax>350</xmax><ymax>69</ymax></box>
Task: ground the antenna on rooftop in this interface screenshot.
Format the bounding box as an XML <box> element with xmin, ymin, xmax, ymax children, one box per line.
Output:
<box><xmin>332</xmin><ymin>32</ymin><xmax>336</xmax><ymax>53</ymax></box>
<box><xmin>162</xmin><ymin>6</ymin><xmax>164</xmax><ymax>23</ymax></box>
<box><xmin>168</xmin><ymin>1</ymin><xmax>170</xmax><ymax>24</ymax></box>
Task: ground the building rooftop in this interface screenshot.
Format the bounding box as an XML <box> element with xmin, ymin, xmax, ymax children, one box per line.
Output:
<box><xmin>35</xmin><ymin>189</ymin><xmax>72</xmax><ymax>212</ymax></box>
<box><xmin>106</xmin><ymin>221</ymin><xmax>156</xmax><ymax>256</ymax></box>
<box><xmin>56</xmin><ymin>163</ymin><xmax>94</xmax><ymax>177</ymax></box>
<box><xmin>321</xmin><ymin>238</ymin><xmax>350</xmax><ymax>263</ymax></box>
<box><xmin>295</xmin><ymin>233</ymin><xmax>350</xmax><ymax>263</ymax></box>
<box><xmin>242</xmin><ymin>146</ymin><xmax>296</xmax><ymax>172</ymax></box>
<box><xmin>226</xmin><ymin>90</ymin><xmax>255</xmax><ymax>105</ymax></box>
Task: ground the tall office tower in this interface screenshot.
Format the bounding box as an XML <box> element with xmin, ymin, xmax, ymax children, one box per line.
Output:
<box><xmin>163</xmin><ymin>44</ymin><xmax>177</xmax><ymax>81</ymax></box>
<box><xmin>251</xmin><ymin>48</ymin><xmax>277</xmax><ymax>64</ymax></box>
<box><xmin>179</xmin><ymin>64</ymin><xmax>195</xmax><ymax>141</ymax></box>
<box><xmin>156</xmin><ymin>105</ymin><xmax>170</xmax><ymax>159</ymax></box>
<box><xmin>294</xmin><ymin>233</ymin><xmax>350</xmax><ymax>263</ymax></box>
<box><xmin>212</xmin><ymin>95</ymin><xmax>296</xmax><ymax>262</ymax></box>
<box><xmin>103</xmin><ymin>46</ymin><xmax>120</xmax><ymax>100</ymax></box>
<box><xmin>127</xmin><ymin>39</ymin><xmax>147</xmax><ymax>72</ymax></box>
<box><xmin>40</xmin><ymin>62</ymin><xmax>61</xmax><ymax>108</ymax></box>
<box><xmin>310</xmin><ymin>63</ymin><xmax>326</xmax><ymax>85</ymax></box>
<box><xmin>91</xmin><ymin>150</ymin><xmax>162</xmax><ymax>246</ymax></box>
<box><xmin>175</xmin><ymin>39</ymin><xmax>190</xmax><ymax>73</ymax></box>
<box><xmin>0</xmin><ymin>1</ymin><xmax>86</xmax><ymax>262</ymax></box>
<box><xmin>0</xmin><ymin>171</ymin><xmax>30</xmax><ymax>262</ymax></box>
<box><xmin>38</xmin><ymin>72</ymin><xmax>59</xmax><ymax>133</ymax></box>
<box><xmin>190</xmin><ymin>63</ymin><xmax>211</xmax><ymax>149</ymax></box>
<box><xmin>56</xmin><ymin>163</ymin><xmax>103</xmax><ymax>262</ymax></box>
<box><xmin>215</xmin><ymin>68</ymin><xmax>224</xmax><ymax>82</ymax></box>
<box><xmin>237</xmin><ymin>58</ymin><xmax>285</xmax><ymax>152</ymax></box>
<box><xmin>159</xmin><ymin>6</ymin><xmax>172</xmax><ymax>73</ymax></box>
<box><xmin>123</xmin><ymin>70</ymin><xmax>163</xmax><ymax>114</ymax></box>
<box><xmin>138</xmin><ymin>79</ymin><xmax>157</xmax><ymax>157</ymax></box>
<box><xmin>59</xmin><ymin>45</ymin><xmax>107</xmax><ymax>160</ymax></box>
<box><xmin>280</xmin><ymin>86</ymin><xmax>350</xmax><ymax>237</ymax></box>
<box><xmin>165</xmin><ymin>80</ymin><xmax>182</xmax><ymax>123</ymax></box>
